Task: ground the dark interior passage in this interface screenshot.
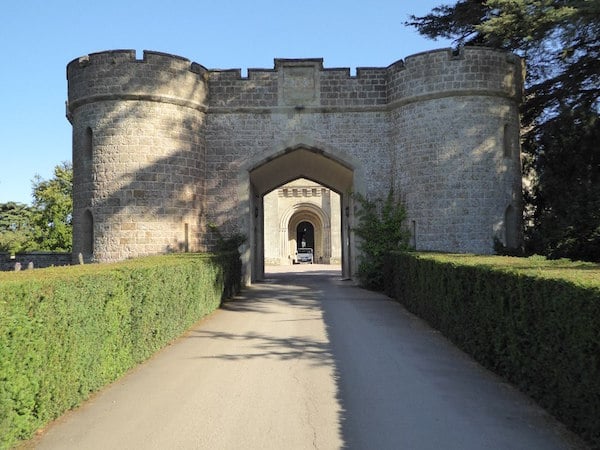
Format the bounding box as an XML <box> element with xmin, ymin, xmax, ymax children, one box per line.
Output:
<box><xmin>296</xmin><ymin>221</ymin><xmax>315</xmax><ymax>250</ymax></box>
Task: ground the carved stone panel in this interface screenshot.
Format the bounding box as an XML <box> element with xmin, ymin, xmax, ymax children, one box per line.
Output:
<box><xmin>277</xmin><ymin>59</ymin><xmax>321</xmax><ymax>107</ymax></box>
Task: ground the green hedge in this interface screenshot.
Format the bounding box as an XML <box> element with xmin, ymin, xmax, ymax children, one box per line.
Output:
<box><xmin>386</xmin><ymin>252</ymin><xmax>600</xmax><ymax>447</ymax></box>
<box><xmin>0</xmin><ymin>253</ymin><xmax>241</xmax><ymax>449</ymax></box>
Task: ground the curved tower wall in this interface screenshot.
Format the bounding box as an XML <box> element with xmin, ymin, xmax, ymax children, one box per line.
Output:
<box><xmin>387</xmin><ymin>48</ymin><xmax>523</xmax><ymax>253</ymax></box>
<box><xmin>67</xmin><ymin>50</ymin><xmax>208</xmax><ymax>261</ymax></box>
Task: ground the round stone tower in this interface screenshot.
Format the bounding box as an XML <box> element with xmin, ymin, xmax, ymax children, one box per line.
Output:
<box><xmin>387</xmin><ymin>47</ymin><xmax>524</xmax><ymax>254</ymax></box>
<box><xmin>67</xmin><ymin>50</ymin><xmax>208</xmax><ymax>262</ymax></box>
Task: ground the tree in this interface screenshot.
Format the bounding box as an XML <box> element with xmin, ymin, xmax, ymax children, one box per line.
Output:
<box><xmin>0</xmin><ymin>163</ymin><xmax>73</xmax><ymax>253</ymax></box>
<box><xmin>353</xmin><ymin>190</ymin><xmax>411</xmax><ymax>290</ymax></box>
<box><xmin>0</xmin><ymin>202</ymin><xmax>36</xmax><ymax>254</ymax></box>
<box><xmin>528</xmin><ymin>104</ymin><xmax>600</xmax><ymax>261</ymax></box>
<box><xmin>406</xmin><ymin>0</ymin><xmax>600</xmax><ymax>261</ymax></box>
<box><xmin>30</xmin><ymin>162</ymin><xmax>73</xmax><ymax>252</ymax></box>
<box><xmin>406</xmin><ymin>1</ymin><xmax>599</xmax><ymax>117</ymax></box>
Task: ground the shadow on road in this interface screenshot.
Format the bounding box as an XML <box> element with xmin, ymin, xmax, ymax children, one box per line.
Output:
<box><xmin>189</xmin><ymin>266</ymin><xmax>336</xmax><ymax>368</ymax></box>
<box><xmin>231</xmin><ymin>265</ymin><xmax>587</xmax><ymax>450</ymax></box>
<box><xmin>188</xmin><ymin>329</ymin><xmax>333</xmax><ymax>366</ymax></box>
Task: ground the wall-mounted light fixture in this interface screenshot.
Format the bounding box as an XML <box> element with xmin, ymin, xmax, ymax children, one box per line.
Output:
<box><xmin>254</xmin><ymin>206</ymin><xmax>259</xmax><ymax>218</ymax></box>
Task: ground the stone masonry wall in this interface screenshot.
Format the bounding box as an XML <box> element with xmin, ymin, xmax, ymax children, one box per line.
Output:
<box><xmin>387</xmin><ymin>48</ymin><xmax>523</xmax><ymax>253</ymax></box>
<box><xmin>204</xmin><ymin>110</ymin><xmax>390</xmax><ymax>240</ymax></box>
<box><xmin>393</xmin><ymin>96</ymin><xmax>522</xmax><ymax>253</ymax></box>
<box><xmin>0</xmin><ymin>253</ymin><xmax>72</xmax><ymax>271</ymax></box>
<box><xmin>68</xmin><ymin>47</ymin><xmax>523</xmax><ymax>270</ymax></box>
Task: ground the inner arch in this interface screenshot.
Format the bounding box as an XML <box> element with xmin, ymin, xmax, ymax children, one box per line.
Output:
<box><xmin>249</xmin><ymin>147</ymin><xmax>354</xmax><ymax>195</ymax></box>
<box><xmin>248</xmin><ymin>146</ymin><xmax>355</xmax><ymax>280</ymax></box>
<box><xmin>263</xmin><ymin>190</ymin><xmax>341</xmax><ymax>266</ymax></box>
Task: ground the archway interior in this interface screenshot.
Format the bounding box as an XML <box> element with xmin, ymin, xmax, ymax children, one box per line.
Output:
<box><xmin>248</xmin><ymin>147</ymin><xmax>354</xmax><ymax>279</ymax></box>
<box><xmin>263</xmin><ymin>178</ymin><xmax>340</xmax><ymax>266</ymax></box>
<box><xmin>249</xmin><ymin>147</ymin><xmax>353</xmax><ymax>194</ymax></box>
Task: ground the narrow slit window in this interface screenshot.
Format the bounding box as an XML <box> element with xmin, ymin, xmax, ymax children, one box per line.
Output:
<box><xmin>504</xmin><ymin>205</ymin><xmax>518</xmax><ymax>249</ymax></box>
<box><xmin>84</xmin><ymin>127</ymin><xmax>93</xmax><ymax>161</ymax></box>
<box><xmin>503</xmin><ymin>124</ymin><xmax>511</xmax><ymax>158</ymax></box>
<box><xmin>82</xmin><ymin>209</ymin><xmax>94</xmax><ymax>256</ymax></box>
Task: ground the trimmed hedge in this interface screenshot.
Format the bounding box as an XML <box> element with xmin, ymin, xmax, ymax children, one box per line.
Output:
<box><xmin>386</xmin><ymin>252</ymin><xmax>600</xmax><ymax>447</ymax></box>
<box><xmin>0</xmin><ymin>253</ymin><xmax>241</xmax><ymax>449</ymax></box>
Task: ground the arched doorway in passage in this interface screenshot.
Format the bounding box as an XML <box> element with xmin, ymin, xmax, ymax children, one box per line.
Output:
<box><xmin>263</xmin><ymin>182</ymin><xmax>341</xmax><ymax>266</ymax></box>
<box><xmin>246</xmin><ymin>144</ymin><xmax>361</xmax><ymax>282</ymax></box>
<box><xmin>297</xmin><ymin>221</ymin><xmax>314</xmax><ymax>251</ymax></box>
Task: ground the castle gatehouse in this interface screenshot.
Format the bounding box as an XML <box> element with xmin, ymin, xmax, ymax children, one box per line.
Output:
<box><xmin>67</xmin><ymin>48</ymin><xmax>524</xmax><ymax>282</ymax></box>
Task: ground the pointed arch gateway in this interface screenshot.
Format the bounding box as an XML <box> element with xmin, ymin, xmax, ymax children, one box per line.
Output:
<box><xmin>246</xmin><ymin>144</ymin><xmax>359</xmax><ymax>282</ymax></box>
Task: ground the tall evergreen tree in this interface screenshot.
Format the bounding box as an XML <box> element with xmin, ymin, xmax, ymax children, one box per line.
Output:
<box><xmin>406</xmin><ymin>0</ymin><xmax>600</xmax><ymax>121</ymax></box>
<box><xmin>407</xmin><ymin>0</ymin><xmax>600</xmax><ymax>261</ymax></box>
<box><xmin>529</xmin><ymin>105</ymin><xmax>600</xmax><ymax>261</ymax></box>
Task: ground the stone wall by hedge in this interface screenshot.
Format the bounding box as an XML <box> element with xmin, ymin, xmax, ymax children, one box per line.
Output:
<box><xmin>0</xmin><ymin>252</ymin><xmax>72</xmax><ymax>271</ymax></box>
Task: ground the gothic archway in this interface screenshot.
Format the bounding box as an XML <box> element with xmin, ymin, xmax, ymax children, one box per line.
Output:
<box><xmin>246</xmin><ymin>145</ymin><xmax>360</xmax><ymax>281</ymax></box>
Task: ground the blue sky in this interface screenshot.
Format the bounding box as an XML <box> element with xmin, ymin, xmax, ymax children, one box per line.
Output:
<box><xmin>0</xmin><ymin>0</ymin><xmax>451</xmax><ymax>205</ymax></box>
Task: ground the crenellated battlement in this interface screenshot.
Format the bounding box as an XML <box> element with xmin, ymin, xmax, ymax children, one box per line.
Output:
<box><xmin>385</xmin><ymin>47</ymin><xmax>523</xmax><ymax>105</ymax></box>
<box><xmin>205</xmin><ymin>47</ymin><xmax>522</xmax><ymax>110</ymax></box>
<box><xmin>67</xmin><ymin>48</ymin><xmax>522</xmax><ymax>114</ymax></box>
<box><xmin>66</xmin><ymin>50</ymin><xmax>208</xmax><ymax>77</ymax></box>
<box><xmin>67</xmin><ymin>50</ymin><xmax>209</xmax><ymax>116</ymax></box>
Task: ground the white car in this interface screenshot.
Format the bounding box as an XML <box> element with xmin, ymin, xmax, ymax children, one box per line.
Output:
<box><xmin>296</xmin><ymin>248</ymin><xmax>313</xmax><ymax>264</ymax></box>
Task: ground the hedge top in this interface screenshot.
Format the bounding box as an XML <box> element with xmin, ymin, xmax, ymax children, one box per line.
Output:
<box><xmin>406</xmin><ymin>253</ymin><xmax>600</xmax><ymax>289</ymax></box>
<box><xmin>0</xmin><ymin>253</ymin><xmax>222</xmax><ymax>284</ymax></box>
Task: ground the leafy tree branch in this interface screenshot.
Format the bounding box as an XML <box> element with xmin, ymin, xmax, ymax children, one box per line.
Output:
<box><xmin>352</xmin><ymin>190</ymin><xmax>411</xmax><ymax>290</ymax></box>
